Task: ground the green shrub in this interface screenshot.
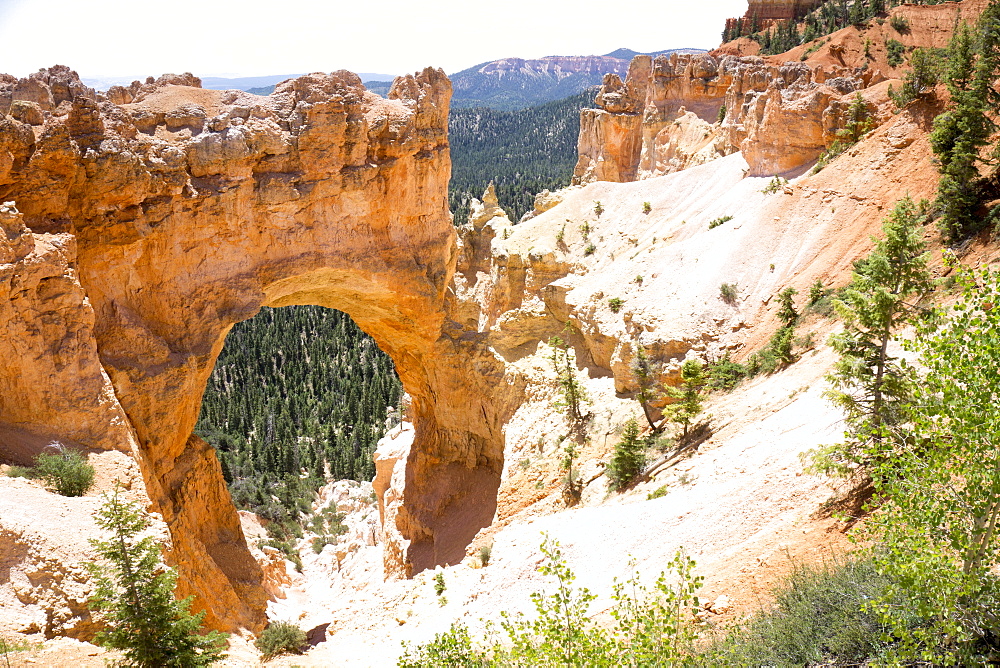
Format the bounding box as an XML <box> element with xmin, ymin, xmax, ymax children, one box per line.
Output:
<box><xmin>560</xmin><ymin>444</ymin><xmax>583</xmax><ymax>505</ymax></box>
<box><xmin>606</xmin><ymin>419</ymin><xmax>647</xmax><ymax>492</ymax></box>
<box><xmin>255</xmin><ymin>621</ymin><xmax>306</xmax><ymax>661</ymax></box>
<box><xmin>719</xmin><ymin>282</ymin><xmax>738</xmax><ymax>304</ymax></box>
<box><xmin>647</xmin><ymin>485</ymin><xmax>668</xmax><ymax>500</ymax></box>
<box><xmin>0</xmin><ymin>634</ymin><xmax>39</xmax><ymax>657</ymax></box>
<box><xmin>708</xmin><ymin>353</ymin><xmax>747</xmax><ymax>391</ymax></box>
<box><xmin>808</xmin><ymin>278</ymin><xmax>826</xmax><ymax>305</ymax></box>
<box><xmin>761</xmin><ymin>176</ymin><xmax>787</xmax><ymax>194</ymax></box>
<box><xmin>399</xmin><ymin>536</ymin><xmax>702</xmax><ymax>667</ymax></box>
<box><xmin>583</xmin><ymin>242</ymin><xmax>596</xmax><ymax>256</ymax></box>
<box><xmin>814</xmin><ymin>93</ymin><xmax>874</xmax><ymax>171</ymax></box>
<box><xmin>34</xmin><ymin>446</ymin><xmax>94</xmax><ymax>497</ymax></box>
<box><xmin>311</xmin><ymin>536</ymin><xmax>333</xmax><ymax>554</ymax></box>
<box><xmin>479</xmin><ymin>544</ymin><xmax>492</xmax><ymax>567</ymax></box>
<box><xmin>434</xmin><ymin>572</ymin><xmax>446</xmax><ymax>596</ymax></box>
<box><xmin>745</xmin><ymin>325</ymin><xmax>799</xmax><ymax>378</ymax></box>
<box><xmin>264</xmin><ymin>537</ymin><xmax>302</xmax><ymax>572</ymax></box>
<box><xmin>886</xmin><ymin>38</ymin><xmax>905</xmax><ymax>67</ymax></box>
<box><xmin>889</xmin><ymin>47</ymin><xmax>942</xmax><ymax>109</ymax></box>
<box><xmin>607</xmin><ymin>297</ymin><xmax>624</xmax><ymax>313</ymax></box>
<box><xmin>890</xmin><ymin>14</ymin><xmax>909</xmax><ymax>33</ymax></box>
<box><xmin>704</xmin><ymin>557</ymin><xmax>899</xmax><ymax>665</ymax></box>
<box><xmin>593</xmin><ymin>201</ymin><xmax>604</xmax><ymax>217</ymax></box>
<box><xmin>642</xmin><ymin>201</ymin><xmax>652</xmax><ymax>214</ymax></box>
<box><xmin>708</xmin><ymin>215</ymin><xmax>734</xmax><ymax>230</ymax></box>
<box><xmin>762</xmin><ymin>325</ymin><xmax>796</xmax><ymax>372</ymax></box>
<box><xmin>5</xmin><ymin>465</ymin><xmax>36</xmax><ymax>479</ymax></box>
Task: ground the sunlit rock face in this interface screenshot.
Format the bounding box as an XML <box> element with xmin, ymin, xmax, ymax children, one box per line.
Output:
<box><xmin>573</xmin><ymin>52</ymin><xmax>882</xmax><ymax>183</ymax></box>
<box><xmin>0</xmin><ymin>64</ymin><xmax>516</xmax><ymax>631</ymax></box>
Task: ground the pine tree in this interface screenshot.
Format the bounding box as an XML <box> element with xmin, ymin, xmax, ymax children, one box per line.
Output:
<box><xmin>816</xmin><ymin>196</ymin><xmax>931</xmax><ymax>477</ymax></box>
<box><xmin>777</xmin><ymin>287</ymin><xmax>799</xmax><ymax>326</ymax></box>
<box><xmin>664</xmin><ymin>359</ymin><xmax>707</xmax><ymax>438</ymax></box>
<box><xmin>87</xmin><ymin>489</ymin><xmax>228</xmax><ymax>667</ymax></box>
<box><xmin>849</xmin><ymin>0</ymin><xmax>865</xmax><ymax>26</ymax></box>
<box><xmin>631</xmin><ymin>346</ymin><xmax>661</xmax><ymax>431</ymax></box>
<box><xmin>549</xmin><ymin>333</ymin><xmax>587</xmax><ymax>422</ymax></box>
<box><xmin>606</xmin><ymin>419</ymin><xmax>647</xmax><ymax>492</ymax></box>
<box><xmin>931</xmin><ymin>6</ymin><xmax>1000</xmax><ymax>241</ymax></box>
<box><xmin>889</xmin><ymin>47</ymin><xmax>941</xmax><ymax>108</ymax></box>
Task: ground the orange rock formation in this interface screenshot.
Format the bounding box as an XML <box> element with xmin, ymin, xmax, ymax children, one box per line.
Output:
<box><xmin>573</xmin><ymin>51</ymin><xmax>890</xmax><ymax>182</ymax></box>
<box><xmin>0</xmin><ymin>65</ymin><xmax>517</xmax><ymax>632</ymax></box>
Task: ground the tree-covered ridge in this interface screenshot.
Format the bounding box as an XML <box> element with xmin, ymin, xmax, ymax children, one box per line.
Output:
<box><xmin>196</xmin><ymin>306</ymin><xmax>401</xmax><ymax>508</ymax></box>
<box><xmin>448</xmin><ymin>88</ymin><xmax>595</xmax><ymax>224</ymax></box>
<box><xmin>724</xmin><ymin>0</ymin><xmax>953</xmax><ymax>56</ymax></box>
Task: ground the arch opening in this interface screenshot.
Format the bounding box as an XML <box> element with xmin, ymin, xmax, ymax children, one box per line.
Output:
<box><xmin>195</xmin><ymin>303</ymin><xmax>403</xmax><ymax>551</ymax></box>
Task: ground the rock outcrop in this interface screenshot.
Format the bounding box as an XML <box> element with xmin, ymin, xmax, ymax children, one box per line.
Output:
<box><xmin>574</xmin><ymin>51</ymin><xmax>887</xmax><ymax>182</ymax></box>
<box><xmin>0</xmin><ymin>64</ymin><xmax>515</xmax><ymax>631</ymax></box>
<box><xmin>0</xmin><ymin>202</ymin><xmax>139</xmax><ymax>461</ymax></box>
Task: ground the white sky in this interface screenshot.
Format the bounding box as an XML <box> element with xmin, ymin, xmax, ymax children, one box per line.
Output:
<box><xmin>0</xmin><ymin>0</ymin><xmax>747</xmax><ymax>79</ymax></box>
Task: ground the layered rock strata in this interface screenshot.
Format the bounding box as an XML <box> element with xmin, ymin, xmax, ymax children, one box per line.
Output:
<box><xmin>0</xmin><ymin>64</ymin><xmax>515</xmax><ymax>630</ymax></box>
<box><xmin>724</xmin><ymin>0</ymin><xmax>825</xmax><ymax>35</ymax></box>
<box><xmin>574</xmin><ymin>52</ymin><xmax>887</xmax><ymax>183</ymax></box>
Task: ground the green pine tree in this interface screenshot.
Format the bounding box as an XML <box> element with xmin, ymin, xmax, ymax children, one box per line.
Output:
<box><xmin>606</xmin><ymin>419</ymin><xmax>647</xmax><ymax>492</ymax></box>
<box><xmin>814</xmin><ymin>196</ymin><xmax>931</xmax><ymax>477</ymax></box>
<box><xmin>777</xmin><ymin>287</ymin><xmax>799</xmax><ymax>326</ymax></box>
<box><xmin>931</xmin><ymin>6</ymin><xmax>1000</xmax><ymax>241</ymax></box>
<box><xmin>631</xmin><ymin>346</ymin><xmax>661</xmax><ymax>432</ymax></box>
<box><xmin>87</xmin><ymin>489</ymin><xmax>228</xmax><ymax>667</ymax></box>
<box><xmin>549</xmin><ymin>332</ymin><xmax>588</xmax><ymax>422</ymax></box>
<box><xmin>664</xmin><ymin>359</ymin><xmax>708</xmax><ymax>438</ymax></box>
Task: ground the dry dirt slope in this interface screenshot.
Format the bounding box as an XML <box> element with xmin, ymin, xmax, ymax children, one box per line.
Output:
<box><xmin>240</xmin><ymin>94</ymin><xmax>945</xmax><ymax>664</ymax></box>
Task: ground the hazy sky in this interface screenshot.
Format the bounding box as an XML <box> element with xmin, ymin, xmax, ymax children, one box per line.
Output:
<box><xmin>0</xmin><ymin>0</ymin><xmax>747</xmax><ymax>79</ymax></box>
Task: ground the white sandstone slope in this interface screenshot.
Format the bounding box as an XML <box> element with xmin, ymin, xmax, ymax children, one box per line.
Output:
<box><xmin>257</xmin><ymin>136</ymin><xmax>934</xmax><ymax>663</ymax></box>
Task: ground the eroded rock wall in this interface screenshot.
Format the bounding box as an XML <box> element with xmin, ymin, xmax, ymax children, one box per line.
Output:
<box><xmin>0</xmin><ymin>64</ymin><xmax>512</xmax><ymax>631</ymax></box>
<box><xmin>0</xmin><ymin>202</ymin><xmax>139</xmax><ymax>460</ymax></box>
<box><xmin>574</xmin><ymin>52</ymin><xmax>887</xmax><ymax>183</ymax></box>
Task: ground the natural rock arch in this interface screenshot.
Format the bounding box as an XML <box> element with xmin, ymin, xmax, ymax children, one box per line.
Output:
<box><xmin>0</xmin><ymin>66</ymin><xmax>514</xmax><ymax>632</ymax></box>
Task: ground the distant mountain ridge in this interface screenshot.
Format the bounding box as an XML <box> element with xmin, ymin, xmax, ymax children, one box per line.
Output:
<box><xmin>82</xmin><ymin>71</ymin><xmax>396</xmax><ymax>92</ymax></box>
<box><xmin>447</xmin><ymin>47</ymin><xmax>707</xmax><ymax>110</ymax></box>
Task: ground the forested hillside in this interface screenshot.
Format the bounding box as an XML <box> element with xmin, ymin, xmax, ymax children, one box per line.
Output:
<box><xmin>449</xmin><ymin>88</ymin><xmax>595</xmax><ymax>223</ymax></box>
<box><xmin>724</xmin><ymin>0</ymin><xmax>953</xmax><ymax>54</ymax></box>
<box><xmin>196</xmin><ymin>307</ymin><xmax>401</xmax><ymax>518</ymax></box>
